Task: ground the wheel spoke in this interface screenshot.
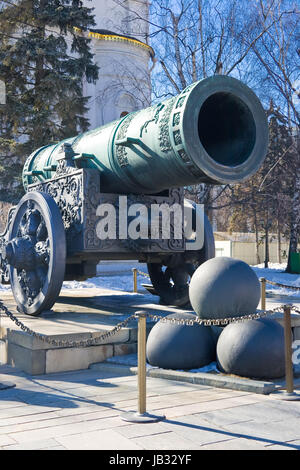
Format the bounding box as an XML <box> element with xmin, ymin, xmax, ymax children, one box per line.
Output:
<box><xmin>35</xmin><ymin>238</ymin><xmax>50</xmax><ymax>266</ymax></box>
<box><xmin>18</xmin><ymin>214</ymin><xmax>28</xmax><ymax>237</ymax></box>
<box><xmin>17</xmin><ymin>269</ymin><xmax>41</xmax><ymax>303</ymax></box>
<box><xmin>25</xmin><ymin>209</ymin><xmax>41</xmax><ymax>237</ymax></box>
<box><xmin>36</xmin><ymin>220</ymin><xmax>47</xmax><ymax>241</ymax></box>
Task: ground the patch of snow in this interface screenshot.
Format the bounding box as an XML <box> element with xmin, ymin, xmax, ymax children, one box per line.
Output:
<box><xmin>1</xmin><ymin>260</ymin><xmax>300</xmax><ymax>301</ymax></box>
<box><xmin>251</xmin><ymin>263</ymin><xmax>300</xmax><ymax>298</ymax></box>
<box><xmin>107</xmin><ymin>354</ymin><xmax>220</xmax><ymax>374</ymax></box>
<box><xmin>106</xmin><ymin>353</ymin><xmax>157</xmax><ymax>370</ymax></box>
<box><xmin>188</xmin><ymin>362</ymin><xmax>219</xmax><ymax>373</ymax></box>
<box><xmin>62</xmin><ymin>272</ymin><xmax>139</xmax><ymax>291</ymax></box>
<box><xmin>0</xmin><ymin>269</ymin><xmax>149</xmax><ymax>294</ymax></box>
<box><xmin>0</xmin><ymin>283</ymin><xmax>10</xmax><ymax>291</ymax></box>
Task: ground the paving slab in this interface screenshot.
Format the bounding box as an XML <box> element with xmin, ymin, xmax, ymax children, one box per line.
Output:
<box><xmin>0</xmin><ymin>434</ymin><xmax>17</xmax><ymax>447</ymax></box>
<box><xmin>116</xmin><ymin>422</ymin><xmax>171</xmax><ymax>439</ymax></box>
<box><xmin>0</xmin><ymin>289</ymin><xmax>300</xmax><ymax>450</ymax></box>
<box><xmin>56</xmin><ymin>428</ymin><xmax>144</xmax><ymax>450</ymax></box>
<box><xmin>199</xmin><ymin>438</ymin><xmax>269</xmax><ymax>450</ymax></box>
<box><xmin>2</xmin><ymin>438</ymin><xmax>62</xmax><ymax>451</ymax></box>
<box><xmin>220</xmin><ymin>418</ymin><xmax>300</xmax><ymax>444</ymax></box>
<box><xmin>131</xmin><ymin>431</ymin><xmax>201</xmax><ymax>450</ymax></box>
<box><xmin>2</xmin><ymin>362</ymin><xmax>300</xmax><ymax>450</ymax></box>
<box><xmin>93</xmin><ymin>355</ymin><xmax>300</xmax><ymax>395</ymax></box>
<box><xmin>159</xmin><ymin>418</ymin><xmax>239</xmax><ymax>447</ymax></box>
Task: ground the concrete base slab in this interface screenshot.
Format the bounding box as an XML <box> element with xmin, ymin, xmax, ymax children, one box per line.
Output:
<box><xmin>90</xmin><ymin>354</ymin><xmax>300</xmax><ymax>395</ymax></box>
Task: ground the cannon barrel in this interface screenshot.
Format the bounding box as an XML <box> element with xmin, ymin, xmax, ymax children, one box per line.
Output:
<box><xmin>22</xmin><ymin>75</ymin><xmax>268</xmax><ymax>194</ymax></box>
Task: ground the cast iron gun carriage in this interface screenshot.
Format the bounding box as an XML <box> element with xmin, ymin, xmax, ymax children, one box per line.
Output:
<box><xmin>0</xmin><ymin>75</ymin><xmax>268</xmax><ymax>315</ymax></box>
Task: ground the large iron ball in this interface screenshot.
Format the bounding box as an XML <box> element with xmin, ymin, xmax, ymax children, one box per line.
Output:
<box><xmin>216</xmin><ymin>318</ymin><xmax>285</xmax><ymax>379</ymax></box>
<box><xmin>189</xmin><ymin>257</ymin><xmax>260</xmax><ymax>320</ymax></box>
<box><xmin>146</xmin><ymin>312</ymin><xmax>216</xmax><ymax>370</ymax></box>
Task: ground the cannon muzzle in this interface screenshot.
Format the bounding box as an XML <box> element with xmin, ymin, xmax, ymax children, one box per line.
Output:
<box><xmin>23</xmin><ymin>75</ymin><xmax>268</xmax><ymax>194</ymax></box>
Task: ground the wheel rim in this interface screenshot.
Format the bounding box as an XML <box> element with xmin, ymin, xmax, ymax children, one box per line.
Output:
<box><xmin>6</xmin><ymin>191</ymin><xmax>66</xmax><ymax>315</ymax></box>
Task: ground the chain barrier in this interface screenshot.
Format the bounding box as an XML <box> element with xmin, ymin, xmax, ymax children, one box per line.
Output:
<box><xmin>132</xmin><ymin>268</ymin><xmax>150</xmax><ymax>293</ymax></box>
<box><xmin>136</xmin><ymin>269</ymin><xmax>150</xmax><ymax>279</ymax></box>
<box><xmin>290</xmin><ymin>305</ymin><xmax>300</xmax><ymax>315</ymax></box>
<box><xmin>146</xmin><ymin>307</ymin><xmax>284</xmax><ymax>327</ymax></box>
<box><xmin>0</xmin><ymin>297</ymin><xmax>291</xmax><ymax>349</ymax></box>
<box><xmin>264</xmin><ymin>278</ymin><xmax>300</xmax><ymax>291</ymax></box>
<box><xmin>0</xmin><ymin>301</ymin><xmax>137</xmax><ymax>349</ymax></box>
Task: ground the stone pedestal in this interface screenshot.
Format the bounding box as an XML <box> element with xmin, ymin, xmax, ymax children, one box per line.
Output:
<box><xmin>0</xmin><ymin>288</ymin><xmax>160</xmax><ymax>375</ymax></box>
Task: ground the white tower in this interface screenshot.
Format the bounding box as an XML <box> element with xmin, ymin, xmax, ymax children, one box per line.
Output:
<box><xmin>81</xmin><ymin>0</ymin><xmax>154</xmax><ymax>129</ymax></box>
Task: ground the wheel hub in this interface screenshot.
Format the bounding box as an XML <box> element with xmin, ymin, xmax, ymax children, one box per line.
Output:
<box><xmin>3</xmin><ymin>236</ymin><xmax>36</xmax><ymax>271</ymax></box>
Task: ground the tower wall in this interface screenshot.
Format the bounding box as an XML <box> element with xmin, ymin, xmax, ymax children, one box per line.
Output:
<box><xmin>82</xmin><ymin>0</ymin><xmax>152</xmax><ymax>129</ymax></box>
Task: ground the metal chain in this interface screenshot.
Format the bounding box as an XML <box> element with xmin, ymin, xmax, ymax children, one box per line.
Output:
<box><xmin>147</xmin><ymin>306</ymin><xmax>283</xmax><ymax>327</ymax></box>
<box><xmin>265</xmin><ymin>278</ymin><xmax>300</xmax><ymax>291</ymax></box>
<box><xmin>0</xmin><ymin>298</ymin><xmax>294</xmax><ymax>349</ymax></box>
<box><xmin>0</xmin><ymin>301</ymin><xmax>137</xmax><ymax>348</ymax></box>
<box><xmin>136</xmin><ymin>269</ymin><xmax>150</xmax><ymax>279</ymax></box>
<box><xmin>290</xmin><ymin>305</ymin><xmax>300</xmax><ymax>315</ymax></box>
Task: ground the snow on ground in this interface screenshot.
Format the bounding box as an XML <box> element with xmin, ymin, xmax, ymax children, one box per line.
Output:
<box><xmin>0</xmin><ymin>262</ymin><xmax>150</xmax><ymax>293</ymax></box>
<box><xmin>1</xmin><ymin>260</ymin><xmax>300</xmax><ymax>299</ymax></box>
<box><xmin>107</xmin><ymin>353</ymin><xmax>220</xmax><ymax>374</ymax></box>
<box><xmin>63</xmin><ymin>262</ymin><xmax>149</xmax><ymax>292</ymax></box>
<box><xmin>62</xmin><ymin>274</ymin><xmax>138</xmax><ymax>292</ymax></box>
<box><xmin>252</xmin><ymin>262</ymin><xmax>300</xmax><ymax>298</ymax></box>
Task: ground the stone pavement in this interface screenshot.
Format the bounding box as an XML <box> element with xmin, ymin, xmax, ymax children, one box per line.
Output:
<box><xmin>1</xmin><ymin>362</ymin><xmax>300</xmax><ymax>450</ymax></box>
<box><xmin>0</xmin><ymin>287</ymin><xmax>300</xmax><ymax>451</ymax></box>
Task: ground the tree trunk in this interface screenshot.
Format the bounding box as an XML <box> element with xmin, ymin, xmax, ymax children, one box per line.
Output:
<box><xmin>277</xmin><ymin>221</ymin><xmax>282</xmax><ymax>264</ymax></box>
<box><xmin>264</xmin><ymin>201</ymin><xmax>270</xmax><ymax>269</ymax></box>
<box><xmin>286</xmin><ymin>165</ymin><xmax>300</xmax><ymax>273</ymax></box>
<box><xmin>254</xmin><ymin>210</ymin><xmax>261</xmax><ymax>264</ymax></box>
<box><xmin>264</xmin><ymin>224</ymin><xmax>269</xmax><ymax>268</ymax></box>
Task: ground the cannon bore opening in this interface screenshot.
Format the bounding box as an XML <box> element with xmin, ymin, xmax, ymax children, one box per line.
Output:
<box><xmin>198</xmin><ymin>92</ymin><xmax>256</xmax><ymax>167</ymax></box>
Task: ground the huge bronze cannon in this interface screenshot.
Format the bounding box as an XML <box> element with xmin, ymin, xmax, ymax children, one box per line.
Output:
<box><xmin>0</xmin><ymin>75</ymin><xmax>268</xmax><ymax>315</ymax></box>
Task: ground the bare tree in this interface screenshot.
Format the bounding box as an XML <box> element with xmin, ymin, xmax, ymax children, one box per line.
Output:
<box><xmin>112</xmin><ymin>0</ymin><xmax>299</xmax><ymax>261</ymax></box>
<box><xmin>96</xmin><ymin>58</ymin><xmax>152</xmax><ymax>111</ymax></box>
<box><xmin>249</xmin><ymin>0</ymin><xmax>300</xmax><ymax>271</ymax></box>
<box><xmin>115</xmin><ymin>0</ymin><xmax>290</xmax><ymax>99</ymax></box>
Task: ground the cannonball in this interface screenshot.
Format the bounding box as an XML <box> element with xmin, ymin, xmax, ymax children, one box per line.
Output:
<box><xmin>146</xmin><ymin>312</ymin><xmax>216</xmax><ymax>370</ymax></box>
<box><xmin>189</xmin><ymin>257</ymin><xmax>260</xmax><ymax>320</ymax></box>
<box><xmin>216</xmin><ymin>318</ymin><xmax>285</xmax><ymax>379</ymax></box>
